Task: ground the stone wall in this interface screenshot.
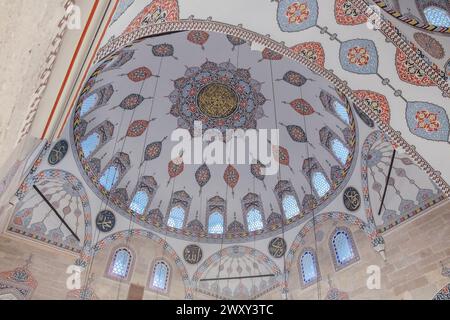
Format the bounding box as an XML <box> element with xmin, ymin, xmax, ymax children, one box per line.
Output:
<box><xmin>0</xmin><ymin>0</ymin><xmax>66</xmax><ymax>168</ymax></box>
<box><xmin>0</xmin><ymin>201</ymin><xmax>449</xmax><ymax>300</ymax></box>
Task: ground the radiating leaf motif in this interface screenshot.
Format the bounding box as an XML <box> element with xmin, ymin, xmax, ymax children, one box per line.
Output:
<box><xmin>187</xmin><ymin>31</ymin><xmax>209</xmax><ymax>49</ymax></box>
<box><xmin>195</xmin><ymin>164</ymin><xmax>211</xmax><ymax>188</ymax></box>
<box><xmin>289</xmin><ymin>98</ymin><xmax>315</xmax><ymax>116</ymax></box>
<box><xmin>224</xmin><ymin>165</ymin><xmax>239</xmax><ymax>189</ymax></box>
<box><xmin>126</xmin><ymin>67</ymin><xmax>153</xmax><ymax>82</ymax></box>
<box><xmin>281</xmin><ymin>70</ymin><xmax>307</xmax><ymax>87</ymax></box>
<box><xmin>273</xmin><ymin>145</ymin><xmax>290</xmax><ymax>167</ymax></box>
<box><xmin>144</xmin><ymin>141</ymin><xmax>163</xmax><ymax>161</ymax></box>
<box><xmin>286</xmin><ymin>124</ymin><xmax>307</xmax><ymax>143</ymax></box>
<box><xmin>168</xmin><ymin>157</ymin><xmax>184</xmax><ymax>178</ymax></box>
<box><xmin>152</xmin><ymin>43</ymin><xmax>175</xmax><ymax>57</ymax></box>
<box><xmin>260</xmin><ymin>48</ymin><xmax>283</xmax><ymax>61</ymax></box>
<box><xmin>126</xmin><ymin>120</ymin><xmax>149</xmax><ymax>137</ymax></box>
<box><xmin>251</xmin><ymin>161</ymin><xmax>266</xmax><ymax>181</ymax></box>
<box><xmin>226</xmin><ymin>35</ymin><xmax>246</xmax><ymax>50</ymax></box>
<box><xmin>119</xmin><ymin>94</ymin><xmax>145</xmax><ymax>110</ymax></box>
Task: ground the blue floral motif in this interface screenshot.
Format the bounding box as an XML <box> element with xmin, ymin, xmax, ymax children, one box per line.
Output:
<box><xmin>405</xmin><ymin>101</ymin><xmax>449</xmax><ymax>142</ymax></box>
<box><xmin>339</xmin><ymin>39</ymin><xmax>378</xmax><ymax>74</ymax></box>
<box><xmin>277</xmin><ymin>0</ymin><xmax>319</xmax><ymax>32</ymax></box>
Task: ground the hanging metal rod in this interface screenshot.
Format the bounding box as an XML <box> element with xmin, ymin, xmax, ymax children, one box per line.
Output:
<box><xmin>377</xmin><ymin>149</ymin><xmax>396</xmax><ymax>216</ymax></box>
<box><xmin>33</xmin><ymin>185</ymin><xmax>80</xmax><ymax>242</ymax></box>
<box><xmin>200</xmin><ymin>274</ymin><xmax>275</xmax><ymax>282</ymax></box>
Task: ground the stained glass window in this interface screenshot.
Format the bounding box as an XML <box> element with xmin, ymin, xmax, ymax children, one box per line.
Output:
<box><xmin>99</xmin><ymin>166</ymin><xmax>119</xmax><ymax>191</ymax></box>
<box><xmin>333</xmin><ymin>101</ymin><xmax>350</xmax><ymax>125</ymax></box>
<box><xmin>300</xmin><ymin>251</ymin><xmax>318</xmax><ymax>284</ymax></box>
<box><xmin>110</xmin><ymin>248</ymin><xmax>132</xmax><ymax>279</ymax></box>
<box><xmin>332</xmin><ymin>230</ymin><xmax>355</xmax><ymax>265</ymax></box>
<box><xmin>331</xmin><ymin>139</ymin><xmax>350</xmax><ymax>165</ymax></box>
<box><xmin>167</xmin><ymin>206</ymin><xmax>185</xmax><ymax>229</ymax></box>
<box><xmin>424</xmin><ymin>6</ymin><xmax>450</xmax><ymax>27</ymax></box>
<box><xmin>247</xmin><ymin>208</ymin><xmax>263</xmax><ymax>232</ymax></box>
<box><xmin>151</xmin><ymin>261</ymin><xmax>169</xmax><ymax>291</ymax></box>
<box><xmin>81</xmin><ymin>133</ymin><xmax>100</xmax><ymax>158</ymax></box>
<box><xmin>130</xmin><ymin>191</ymin><xmax>149</xmax><ymax>215</ymax></box>
<box><xmin>312</xmin><ymin>172</ymin><xmax>330</xmax><ymax>197</ymax></box>
<box><xmin>80</xmin><ymin>94</ymin><xmax>99</xmax><ymax>117</ymax></box>
<box><xmin>282</xmin><ymin>195</ymin><xmax>300</xmax><ymax>219</ymax></box>
<box><xmin>208</xmin><ymin>211</ymin><xmax>224</xmax><ymax>234</ymax></box>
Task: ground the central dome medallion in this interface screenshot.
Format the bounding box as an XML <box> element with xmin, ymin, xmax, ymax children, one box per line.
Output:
<box><xmin>197</xmin><ymin>83</ymin><xmax>238</xmax><ymax>118</ymax></box>
<box><xmin>71</xmin><ymin>22</ymin><xmax>357</xmax><ymax>244</ymax></box>
<box><xmin>169</xmin><ymin>60</ymin><xmax>266</xmax><ymax>137</ymax></box>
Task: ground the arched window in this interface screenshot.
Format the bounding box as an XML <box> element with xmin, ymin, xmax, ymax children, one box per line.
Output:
<box><xmin>312</xmin><ymin>172</ymin><xmax>331</xmax><ymax>197</ymax></box>
<box><xmin>99</xmin><ymin>166</ymin><xmax>120</xmax><ymax>191</ymax></box>
<box><xmin>149</xmin><ymin>260</ymin><xmax>170</xmax><ymax>292</ymax></box>
<box><xmin>299</xmin><ymin>250</ymin><xmax>320</xmax><ymax>287</ymax></box>
<box><xmin>108</xmin><ymin>248</ymin><xmax>132</xmax><ymax>280</ymax></box>
<box><xmin>333</xmin><ymin>101</ymin><xmax>350</xmax><ymax>125</ymax></box>
<box><xmin>246</xmin><ymin>208</ymin><xmax>264</xmax><ymax>232</ymax></box>
<box><xmin>167</xmin><ymin>206</ymin><xmax>185</xmax><ymax>229</ymax></box>
<box><xmin>331</xmin><ymin>138</ymin><xmax>350</xmax><ymax>165</ymax></box>
<box><xmin>330</xmin><ymin>228</ymin><xmax>359</xmax><ymax>270</ymax></box>
<box><xmin>424</xmin><ymin>6</ymin><xmax>450</xmax><ymax>27</ymax></box>
<box><xmin>80</xmin><ymin>94</ymin><xmax>99</xmax><ymax>117</ymax></box>
<box><xmin>81</xmin><ymin>133</ymin><xmax>100</xmax><ymax>158</ymax></box>
<box><xmin>282</xmin><ymin>195</ymin><xmax>300</xmax><ymax>219</ymax></box>
<box><xmin>129</xmin><ymin>191</ymin><xmax>149</xmax><ymax>215</ymax></box>
<box><xmin>208</xmin><ymin>211</ymin><xmax>224</xmax><ymax>234</ymax></box>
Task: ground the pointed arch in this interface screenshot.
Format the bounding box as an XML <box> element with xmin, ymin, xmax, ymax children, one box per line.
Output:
<box><xmin>149</xmin><ymin>259</ymin><xmax>171</xmax><ymax>293</ymax></box>
<box><xmin>329</xmin><ymin>226</ymin><xmax>360</xmax><ymax>270</ymax></box>
<box><xmin>80</xmin><ymin>120</ymin><xmax>114</xmax><ymax>158</ymax></box>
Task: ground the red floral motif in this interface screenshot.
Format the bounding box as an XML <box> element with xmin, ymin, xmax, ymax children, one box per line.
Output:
<box><xmin>334</xmin><ymin>0</ymin><xmax>367</xmax><ymax>25</ymax></box>
<box><xmin>123</xmin><ymin>0</ymin><xmax>179</xmax><ymax>35</ymax></box>
<box><xmin>187</xmin><ymin>31</ymin><xmax>210</xmax><ymax>49</ymax></box>
<box><xmin>289</xmin><ymin>98</ymin><xmax>315</xmax><ymax>116</ymax></box>
<box><xmin>126</xmin><ymin>120</ymin><xmax>149</xmax><ymax>137</ymax></box>
<box><xmin>395</xmin><ymin>46</ymin><xmax>435</xmax><ymax>87</ymax></box>
<box><xmin>223</xmin><ymin>165</ymin><xmax>239</xmax><ymax>190</ymax></box>
<box><xmin>353</xmin><ymin>90</ymin><xmax>390</xmax><ymax>124</ymax></box>
<box><xmin>126</xmin><ymin>67</ymin><xmax>153</xmax><ymax>82</ymax></box>
<box><xmin>272</xmin><ymin>145</ymin><xmax>290</xmax><ymax>167</ymax></box>
<box><xmin>347</xmin><ymin>46</ymin><xmax>370</xmax><ymax>66</ymax></box>
<box><xmin>261</xmin><ymin>48</ymin><xmax>283</xmax><ymax>61</ymax></box>
<box><xmin>168</xmin><ymin>157</ymin><xmax>184</xmax><ymax>178</ymax></box>
<box><xmin>286</xmin><ymin>2</ymin><xmax>310</xmax><ymax>24</ymax></box>
<box><xmin>415</xmin><ymin>110</ymin><xmax>440</xmax><ymax>132</ymax></box>
<box><xmin>290</xmin><ymin>42</ymin><xmax>325</xmax><ymax>67</ymax></box>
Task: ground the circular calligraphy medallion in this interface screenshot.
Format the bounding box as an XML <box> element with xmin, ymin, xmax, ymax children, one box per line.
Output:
<box><xmin>183</xmin><ymin>244</ymin><xmax>203</xmax><ymax>265</ymax></box>
<box><xmin>268</xmin><ymin>237</ymin><xmax>287</xmax><ymax>258</ymax></box>
<box><xmin>197</xmin><ymin>83</ymin><xmax>238</xmax><ymax>118</ymax></box>
<box><xmin>343</xmin><ymin>187</ymin><xmax>361</xmax><ymax>211</ymax></box>
<box><xmin>96</xmin><ymin>210</ymin><xmax>116</xmax><ymax>233</ymax></box>
<box><xmin>48</xmin><ymin>140</ymin><xmax>69</xmax><ymax>166</ymax></box>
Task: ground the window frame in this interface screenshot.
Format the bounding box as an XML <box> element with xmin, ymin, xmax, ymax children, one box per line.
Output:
<box><xmin>245</xmin><ymin>206</ymin><xmax>265</xmax><ymax>232</ymax></box>
<box><xmin>148</xmin><ymin>258</ymin><xmax>171</xmax><ymax>295</ymax></box>
<box><xmin>207</xmin><ymin>211</ymin><xmax>225</xmax><ymax>234</ymax></box>
<box><xmin>329</xmin><ymin>227</ymin><xmax>360</xmax><ymax>271</ymax></box>
<box><xmin>167</xmin><ymin>205</ymin><xmax>186</xmax><ymax>230</ymax></box>
<box><xmin>105</xmin><ymin>246</ymin><xmax>135</xmax><ymax>283</ymax></box>
<box><xmin>298</xmin><ymin>248</ymin><xmax>321</xmax><ymax>288</ymax></box>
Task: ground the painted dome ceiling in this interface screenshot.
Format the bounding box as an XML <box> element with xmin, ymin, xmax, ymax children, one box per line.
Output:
<box><xmin>71</xmin><ymin>29</ymin><xmax>358</xmax><ymax>243</ymax></box>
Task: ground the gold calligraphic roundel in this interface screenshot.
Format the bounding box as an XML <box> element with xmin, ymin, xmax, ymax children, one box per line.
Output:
<box><xmin>197</xmin><ymin>83</ymin><xmax>238</xmax><ymax>118</ymax></box>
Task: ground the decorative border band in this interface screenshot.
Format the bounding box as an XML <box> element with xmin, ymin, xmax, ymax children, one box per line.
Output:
<box><xmin>371</xmin><ymin>0</ymin><xmax>450</xmax><ymax>34</ymax></box>
<box><xmin>352</xmin><ymin>0</ymin><xmax>449</xmax><ymax>97</ymax></box>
